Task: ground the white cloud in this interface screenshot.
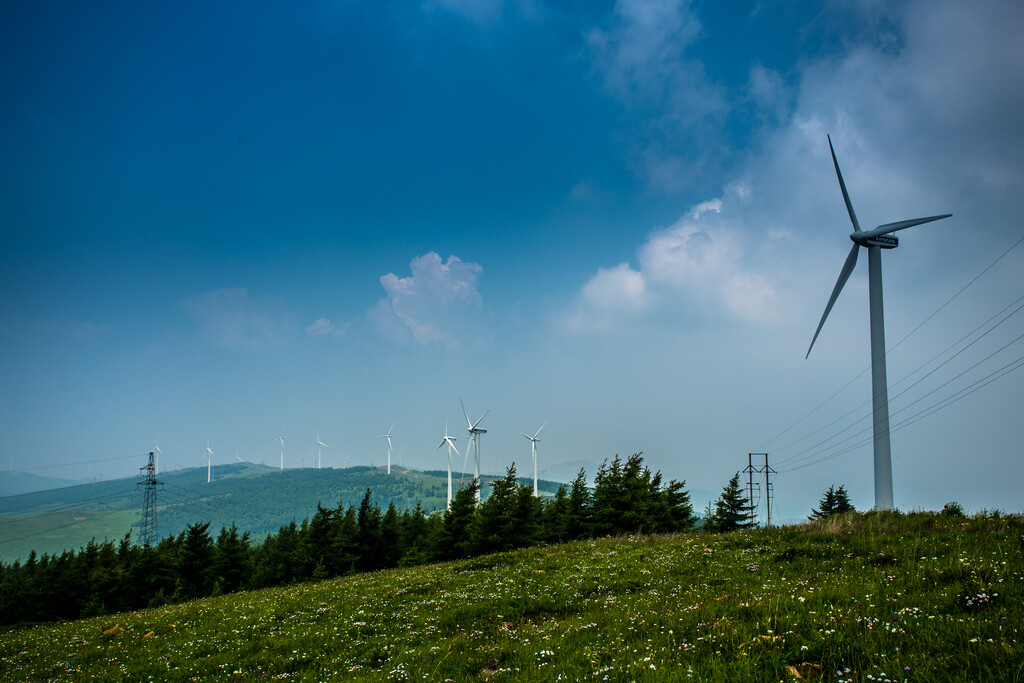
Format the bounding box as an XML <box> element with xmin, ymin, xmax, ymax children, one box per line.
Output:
<box><xmin>586</xmin><ymin>0</ymin><xmax>727</xmax><ymax>193</ymax></box>
<box><xmin>374</xmin><ymin>252</ymin><xmax>484</xmax><ymax>347</ymax></box>
<box><xmin>567</xmin><ymin>263</ymin><xmax>647</xmax><ymax>333</ymax></box>
<box><xmin>182</xmin><ymin>288</ymin><xmax>290</xmax><ymax>351</ymax></box>
<box><xmin>569</xmin><ymin>184</ymin><xmax>783</xmax><ymax>332</ymax></box>
<box><xmin>573</xmin><ymin>0</ymin><xmax>1024</xmax><ymax>335</ymax></box>
<box><xmin>305</xmin><ymin>317</ymin><xmax>350</xmax><ymax>340</ymax></box>
<box><xmin>587</xmin><ymin>0</ymin><xmax>703</xmax><ymax>104</ymax></box>
<box><xmin>306</xmin><ymin>317</ymin><xmax>334</xmax><ymax>337</ymax></box>
<box><xmin>422</xmin><ymin>0</ymin><xmax>544</xmax><ymax>27</ymax></box>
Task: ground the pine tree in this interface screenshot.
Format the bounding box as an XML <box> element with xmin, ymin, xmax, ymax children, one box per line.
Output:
<box><xmin>438</xmin><ymin>480</ymin><xmax>479</xmax><ymax>560</ymax></box>
<box><xmin>567</xmin><ymin>468</ymin><xmax>592</xmax><ymax>539</ymax></box>
<box><xmin>474</xmin><ymin>466</ymin><xmax>519</xmax><ymax>554</ymax></box>
<box><xmin>834</xmin><ymin>485</ymin><xmax>854</xmax><ymax>514</ymax></box>
<box><xmin>711</xmin><ymin>472</ymin><xmax>755</xmax><ymax>532</ymax></box>
<box><xmin>809</xmin><ymin>485</ymin><xmax>855</xmax><ymax>520</ymax></box>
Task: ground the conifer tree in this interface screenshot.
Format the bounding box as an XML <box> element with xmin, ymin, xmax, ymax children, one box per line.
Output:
<box><xmin>438</xmin><ymin>480</ymin><xmax>479</xmax><ymax>560</ymax></box>
<box><xmin>567</xmin><ymin>468</ymin><xmax>592</xmax><ymax>539</ymax></box>
<box><xmin>809</xmin><ymin>485</ymin><xmax>855</xmax><ymax>519</ymax></box>
<box><xmin>710</xmin><ymin>472</ymin><xmax>755</xmax><ymax>532</ymax></box>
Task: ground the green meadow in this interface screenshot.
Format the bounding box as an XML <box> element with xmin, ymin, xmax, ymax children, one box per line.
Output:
<box><xmin>1</xmin><ymin>509</ymin><xmax>1020</xmax><ymax>682</ymax></box>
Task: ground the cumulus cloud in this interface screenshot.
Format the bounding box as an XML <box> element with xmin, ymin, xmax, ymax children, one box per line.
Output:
<box><xmin>572</xmin><ymin>0</ymin><xmax>1024</xmax><ymax>335</ymax></box>
<box><xmin>182</xmin><ymin>287</ymin><xmax>290</xmax><ymax>351</ymax></box>
<box><xmin>568</xmin><ymin>184</ymin><xmax>782</xmax><ymax>333</ymax></box>
<box><xmin>373</xmin><ymin>252</ymin><xmax>484</xmax><ymax>347</ymax></box>
<box><xmin>567</xmin><ymin>263</ymin><xmax>647</xmax><ymax>333</ymax></box>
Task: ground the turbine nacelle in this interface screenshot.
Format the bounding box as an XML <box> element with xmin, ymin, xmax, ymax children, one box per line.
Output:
<box><xmin>849</xmin><ymin>214</ymin><xmax>951</xmax><ymax>248</ymax></box>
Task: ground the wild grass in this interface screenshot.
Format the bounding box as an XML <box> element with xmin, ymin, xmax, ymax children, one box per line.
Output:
<box><xmin>1</xmin><ymin>510</ymin><xmax>1020</xmax><ymax>682</ymax></box>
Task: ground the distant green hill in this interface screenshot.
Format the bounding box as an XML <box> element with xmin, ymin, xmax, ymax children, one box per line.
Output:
<box><xmin>0</xmin><ymin>471</ymin><xmax>83</xmax><ymax>497</ymax></box>
<box><xmin>0</xmin><ymin>463</ymin><xmax>566</xmax><ymax>563</ymax></box>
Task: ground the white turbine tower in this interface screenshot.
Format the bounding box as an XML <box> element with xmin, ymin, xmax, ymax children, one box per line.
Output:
<box><xmin>806</xmin><ymin>135</ymin><xmax>951</xmax><ymax>511</ymax></box>
<box><xmin>433</xmin><ymin>419</ymin><xmax>460</xmax><ymax>508</ymax></box>
<box><xmin>205</xmin><ymin>439</ymin><xmax>214</xmax><ymax>484</ymax></box>
<box><xmin>378</xmin><ymin>422</ymin><xmax>395</xmax><ymax>475</ymax></box>
<box><xmin>520</xmin><ymin>422</ymin><xmax>547</xmax><ymax>497</ymax></box>
<box><xmin>314</xmin><ymin>428</ymin><xmax>328</xmax><ymax>469</ymax></box>
<box><xmin>461</xmin><ymin>399</ymin><xmax>489</xmax><ymax>501</ymax></box>
<box><xmin>278</xmin><ymin>435</ymin><xmax>285</xmax><ymax>471</ymax></box>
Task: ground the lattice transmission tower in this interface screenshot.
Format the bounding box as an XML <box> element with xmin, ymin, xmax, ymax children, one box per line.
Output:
<box><xmin>137</xmin><ymin>451</ymin><xmax>163</xmax><ymax>547</ymax></box>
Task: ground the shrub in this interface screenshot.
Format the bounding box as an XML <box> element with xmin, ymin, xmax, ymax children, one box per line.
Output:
<box><xmin>941</xmin><ymin>501</ymin><xmax>967</xmax><ymax>518</ymax></box>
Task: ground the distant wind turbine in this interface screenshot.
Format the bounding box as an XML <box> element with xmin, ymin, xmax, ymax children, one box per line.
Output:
<box><xmin>378</xmin><ymin>422</ymin><xmax>395</xmax><ymax>475</ymax></box>
<box><xmin>461</xmin><ymin>399</ymin><xmax>489</xmax><ymax>501</ymax></box>
<box><xmin>314</xmin><ymin>428</ymin><xmax>328</xmax><ymax>470</ymax></box>
<box><xmin>433</xmin><ymin>419</ymin><xmax>460</xmax><ymax>508</ymax></box>
<box><xmin>278</xmin><ymin>435</ymin><xmax>285</xmax><ymax>471</ymax></box>
<box><xmin>153</xmin><ymin>439</ymin><xmax>162</xmax><ymax>476</ymax></box>
<box><xmin>205</xmin><ymin>439</ymin><xmax>214</xmax><ymax>484</ymax></box>
<box><xmin>806</xmin><ymin>135</ymin><xmax>951</xmax><ymax>511</ymax></box>
<box><xmin>521</xmin><ymin>422</ymin><xmax>547</xmax><ymax>497</ymax></box>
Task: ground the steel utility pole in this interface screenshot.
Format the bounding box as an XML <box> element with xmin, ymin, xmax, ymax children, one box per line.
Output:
<box><xmin>137</xmin><ymin>451</ymin><xmax>163</xmax><ymax>547</ymax></box>
<box><xmin>744</xmin><ymin>454</ymin><xmax>760</xmax><ymax>524</ymax></box>
<box><xmin>748</xmin><ymin>453</ymin><xmax>774</xmax><ymax>526</ymax></box>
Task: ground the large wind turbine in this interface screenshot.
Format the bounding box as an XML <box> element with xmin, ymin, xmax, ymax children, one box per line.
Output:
<box><xmin>461</xmin><ymin>400</ymin><xmax>489</xmax><ymax>501</ymax></box>
<box><xmin>433</xmin><ymin>419</ymin><xmax>460</xmax><ymax>508</ymax></box>
<box><xmin>521</xmin><ymin>422</ymin><xmax>547</xmax><ymax>497</ymax></box>
<box><xmin>277</xmin><ymin>435</ymin><xmax>285</xmax><ymax>471</ymax></box>
<box><xmin>378</xmin><ymin>423</ymin><xmax>395</xmax><ymax>475</ymax></box>
<box><xmin>806</xmin><ymin>135</ymin><xmax>951</xmax><ymax>511</ymax></box>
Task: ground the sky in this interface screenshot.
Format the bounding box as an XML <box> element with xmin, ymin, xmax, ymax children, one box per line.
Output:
<box><xmin>2</xmin><ymin>0</ymin><xmax>1022</xmax><ymax>523</ymax></box>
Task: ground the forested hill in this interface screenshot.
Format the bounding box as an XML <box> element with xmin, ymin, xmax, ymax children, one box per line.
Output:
<box><xmin>0</xmin><ymin>463</ymin><xmax>564</xmax><ymax>562</ymax></box>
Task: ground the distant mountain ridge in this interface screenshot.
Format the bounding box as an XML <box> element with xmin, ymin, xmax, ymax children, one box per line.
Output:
<box><xmin>0</xmin><ymin>471</ymin><xmax>83</xmax><ymax>497</ymax></box>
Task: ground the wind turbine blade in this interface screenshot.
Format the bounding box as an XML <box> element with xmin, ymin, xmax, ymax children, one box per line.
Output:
<box><xmin>388</xmin><ymin>422</ymin><xmax>394</xmax><ymax>436</ymax></box>
<box><xmin>521</xmin><ymin>432</ymin><xmax>532</xmax><ymax>440</ymax></box>
<box><xmin>448</xmin><ymin>439</ymin><xmax>460</xmax><ymax>457</ymax></box>
<box><xmin>434</xmin><ymin>439</ymin><xmax>447</xmax><ymax>453</ymax></box>
<box><xmin>863</xmin><ymin>214</ymin><xmax>952</xmax><ymax>239</ymax></box>
<box><xmin>534</xmin><ymin>421</ymin><xmax>548</xmax><ymax>438</ymax></box>
<box><xmin>828</xmin><ymin>134</ymin><xmax>861</xmax><ymax>233</ymax></box>
<box><xmin>461</xmin><ymin>399</ymin><xmax>472</xmax><ymax>428</ymax></box>
<box><xmin>472</xmin><ymin>410</ymin><xmax>490</xmax><ymax>430</ymax></box>
<box><xmin>806</xmin><ymin>242</ymin><xmax>860</xmax><ymax>358</ymax></box>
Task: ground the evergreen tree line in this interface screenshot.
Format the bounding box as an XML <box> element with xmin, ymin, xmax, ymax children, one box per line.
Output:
<box><xmin>0</xmin><ymin>454</ymin><xmax>696</xmax><ymax>626</ymax></box>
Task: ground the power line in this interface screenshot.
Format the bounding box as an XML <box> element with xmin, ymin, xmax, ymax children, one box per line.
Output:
<box><xmin>761</xmin><ymin>232</ymin><xmax>1024</xmax><ymax>451</ymax></box>
<box><xmin>781</xmin><ymin>348</ymin><xmax>1024</xmax><ymax>473</ymax></box>
<box><xmin>6</xmin><ymin>453</ymin><xmax>144</xmax><ymax>475</ymax></box>
<box><xmin>774</xmin><ymin>295</ymin><xmax>1024</xmax><ymax>467</ymax></box>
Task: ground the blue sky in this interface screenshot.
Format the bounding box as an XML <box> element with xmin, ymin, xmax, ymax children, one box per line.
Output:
<box><xmin>2</xmin><ymin>0</ymin><xmax>1022</xmax><ymax>522</ymax></box>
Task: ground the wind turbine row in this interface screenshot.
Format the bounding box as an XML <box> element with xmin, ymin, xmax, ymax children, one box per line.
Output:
<box><xmin>426</xmin><ymin>401</ymin><xmax>548</xmax><ymax>509</ymax></box>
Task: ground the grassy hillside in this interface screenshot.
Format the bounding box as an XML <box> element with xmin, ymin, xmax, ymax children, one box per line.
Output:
<box><xmin>2</xmin><ymin>510</ymin><xmax>1020</xmax><ymax>681</ymax></box>
<box><xmin>0</xmin><ymin>464</ymin><xmax>566</xmax><ymax>562</ymax></box>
